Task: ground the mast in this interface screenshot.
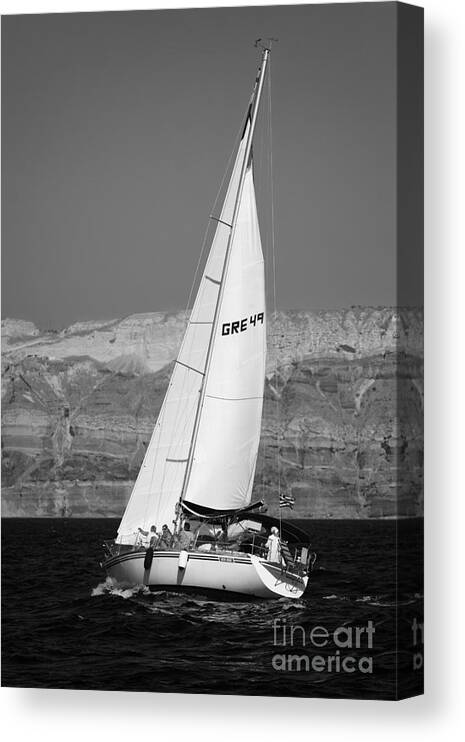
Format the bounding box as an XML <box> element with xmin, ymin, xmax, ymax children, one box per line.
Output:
<box><xmin>177</xmin><ymin>44</ymin><xmax>271</xmax><ymax>522</ymax></box>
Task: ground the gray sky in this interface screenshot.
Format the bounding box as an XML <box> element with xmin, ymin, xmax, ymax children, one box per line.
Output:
<box><xmin>2</xmin><ymin>2</ymin><xmax>414</xmax><ymax>330</ymax></box>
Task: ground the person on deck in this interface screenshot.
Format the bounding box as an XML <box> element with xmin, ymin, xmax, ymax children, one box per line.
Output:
<box><xmin>176</xmin><ymin>522</ymin><xmax>194</xmax><ymax>550</ymax></box>
<box><xmin>138</xmin><ymin>525</ymin><xmax>159</xmax><ymax>549</ymax></box>
<box><xmin>265</xmin><ymin>526</ymin><xmax>281</xmax><ymax>563</ymax></box>
<box><xmin>158</xmin><ymin>524</ymin><xmax>173</xmax><ymax>550</ymax></box>
<box><xmin>215</xmin><ymin>524</ymin><xmax>229</xmax><ymax>547</ymax></box>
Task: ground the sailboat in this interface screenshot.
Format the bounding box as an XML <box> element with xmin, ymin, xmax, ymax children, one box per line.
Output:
<box><xmin>103</xmin><ymin>41</ymin><xmax>314</xmax><ymax>599</ymax></box>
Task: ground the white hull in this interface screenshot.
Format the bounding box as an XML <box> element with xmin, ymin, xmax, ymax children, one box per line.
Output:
<box><xmin>104</xmin><ymin>549</ymin><xmax>308</xmax><ymax>600</ymax></box>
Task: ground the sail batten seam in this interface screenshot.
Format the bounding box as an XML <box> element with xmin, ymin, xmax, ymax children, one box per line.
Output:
<box><xmin>205</xmin><ymin>394</ymin><xmax>264</xmax><ymax>401</ymax></box>
<box><xmin>209</xmin><ymin>215</ymin><xmax>233</xmax><ymax>229</ymax></box>
<box><xmin>175</xmin><ymin>360</ymin><xmax>205</xmax><ymax>375</ymax></box>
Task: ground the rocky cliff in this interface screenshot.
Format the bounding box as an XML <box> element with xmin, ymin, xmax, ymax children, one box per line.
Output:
<box><xmin>1</xmin><ymin>308</ymin><xmax>423</xmax><ymax>518</ymax></box>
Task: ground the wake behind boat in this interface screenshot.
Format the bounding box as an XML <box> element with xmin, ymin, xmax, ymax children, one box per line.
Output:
<box><xmin>103</xmin><ymin>40</ymin><xmax>315</xmax><ymax>600</ymax></box>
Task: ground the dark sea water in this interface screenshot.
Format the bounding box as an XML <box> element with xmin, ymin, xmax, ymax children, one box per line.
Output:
<box><xmin>1</xmin><ymin>518</ymin><xmax>423</xmax><ymax>699</ymax></box>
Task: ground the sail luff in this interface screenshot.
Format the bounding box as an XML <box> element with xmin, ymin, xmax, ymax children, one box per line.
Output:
<box><xmin>179</xmin><ymin>48</ymin><xmax>270</xmax><ymax>513</ymax></box>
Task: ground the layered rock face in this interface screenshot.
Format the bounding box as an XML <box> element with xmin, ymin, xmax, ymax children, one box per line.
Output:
<box><xmin>1</xmin><ymin>308</ymin><xmax>423</xmax><ymax>518</ymax></box>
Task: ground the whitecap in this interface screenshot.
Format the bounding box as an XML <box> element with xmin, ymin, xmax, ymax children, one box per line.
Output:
<box><xmin>91</xmin><ymin>576</ymin><xmax>149</xmax><ymax>599</ymax></box>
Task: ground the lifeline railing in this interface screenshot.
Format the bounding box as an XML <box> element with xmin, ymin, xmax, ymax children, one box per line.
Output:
<box><xmin>103</xmin><ymin>535</ymin><xmax>317</xmax><ymax>575</ymax></box>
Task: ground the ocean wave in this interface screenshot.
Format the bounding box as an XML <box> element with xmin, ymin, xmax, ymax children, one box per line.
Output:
<box><xmin>91</xmin><ymin>577</ymin><xmax>150</xmax><ymax>599</ymax></box>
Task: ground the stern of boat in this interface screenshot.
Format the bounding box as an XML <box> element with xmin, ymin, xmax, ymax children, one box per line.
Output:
<box><xmin>250</xmin><ymin>555</ymin><xmax>309</xmax><ymax>598</ymax></box>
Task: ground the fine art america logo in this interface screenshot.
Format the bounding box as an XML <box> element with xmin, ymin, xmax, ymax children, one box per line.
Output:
<box><xmin>412</xmin><ymin>617</ymin><xmax>424</xmax><ymax>671</ymax></box>
<box><xmin>272</xmin><ymin>618</ymin><xmax>375</xmax><ymax>674</ymax></box>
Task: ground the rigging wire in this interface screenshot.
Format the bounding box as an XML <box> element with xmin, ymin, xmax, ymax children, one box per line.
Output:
<box><xmin>253</xmin><ymin>67</ymin><xmax>267</xmax><ymax>502</ymax></box>
<box><xmin>267</xmin><ymin>55</ymin><xmax>283</xmax><ymax>539</ymax></box>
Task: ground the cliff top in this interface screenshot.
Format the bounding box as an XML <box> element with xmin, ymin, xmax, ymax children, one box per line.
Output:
<box><xmin>2</xmin><ymin>307</ymin><xmax>423</xmax><ymax>376</ymax></box>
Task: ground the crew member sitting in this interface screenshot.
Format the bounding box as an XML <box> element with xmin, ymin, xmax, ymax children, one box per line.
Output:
<box><xmin>158</xmin><ymin>524</ymin><xmax>173</xmax><ymax>549</ymax></box>
<box><xmin>176</xmin><ymin>521</ymin><xmax>194</xmax><ymax>550</ymax></box>
<box><xmin>215</xmin><ymin>524</ymin><xmax>229</xmax><ymax>547</ymax></box>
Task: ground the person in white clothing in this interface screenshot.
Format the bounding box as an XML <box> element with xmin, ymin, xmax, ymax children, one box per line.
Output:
<box><xmin>138</xmin><ymin>525</ymin><xmax>158</xmax><ymax>548</ymax></box>
<box><xmin>265</xmin><ymin>526</ymin><xmax>281</xmax><ymax>563</ymax></box>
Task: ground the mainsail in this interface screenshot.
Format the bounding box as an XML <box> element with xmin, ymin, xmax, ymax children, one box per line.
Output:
<box><xmin>117</xmin><ymin>73</ymin><xmax>267</xmax><ymax>544</ymax></box>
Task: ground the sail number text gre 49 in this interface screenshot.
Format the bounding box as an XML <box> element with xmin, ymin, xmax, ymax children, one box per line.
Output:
<box><xmin>221</xmin><ymin>313</ymin><xmax>265</xmax><ymax>336</ymax></box>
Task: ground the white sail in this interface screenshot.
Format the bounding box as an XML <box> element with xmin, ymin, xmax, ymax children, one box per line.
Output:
<box><xmin>116</xmin><ymin>125</ymin><xmax>265</xmax><ymax>542</ymax></box>
<box><xmin>183</xmin><ymin>166</ymin><xmax>266</xmax><ymax>515</ymax></box>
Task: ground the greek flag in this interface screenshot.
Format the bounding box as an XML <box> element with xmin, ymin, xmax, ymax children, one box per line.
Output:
<box><xmin>279</xmin><ymin>492</ymin><xmax>295</xmax><ymax>509</ymax></box>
